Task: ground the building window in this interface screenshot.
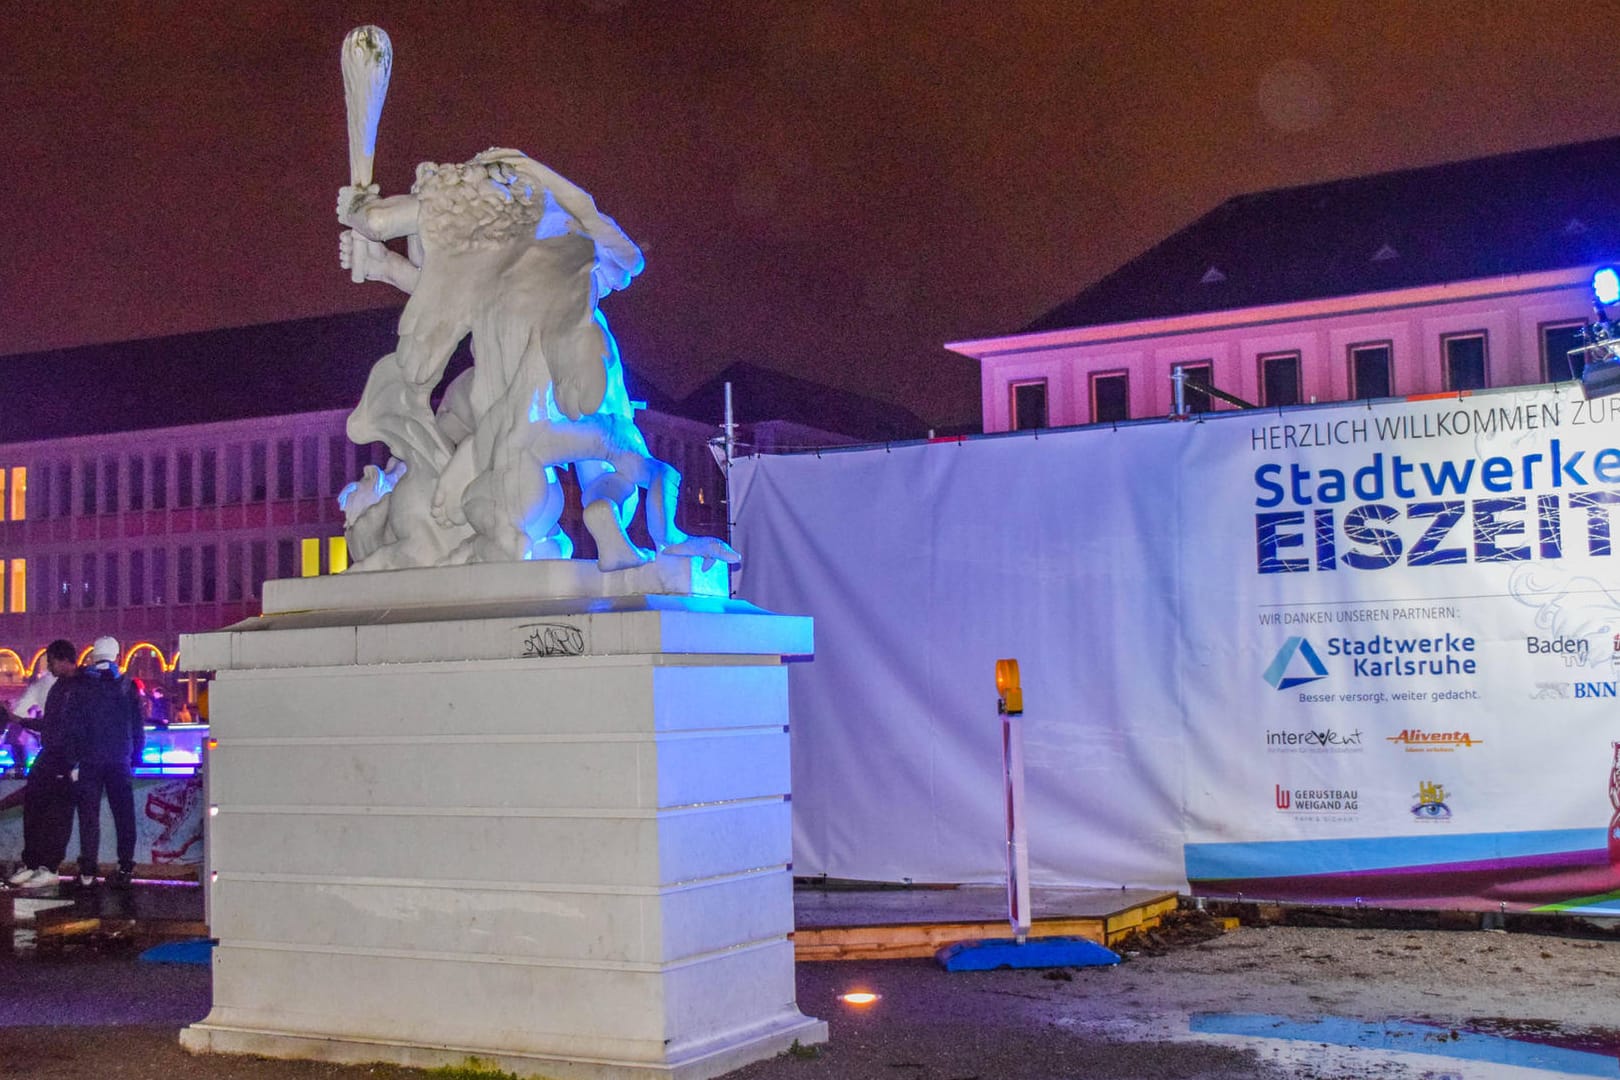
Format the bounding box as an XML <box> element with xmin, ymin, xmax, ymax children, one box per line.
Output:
<box><xmin>329</xmin><ymin>435</ymin><xmax>351</xmax><ymax>496</ymax></box>
<box><xmin>1260</xmin><ymin>352</ymin><xmax>1302</xmax><ymax>407</ymax></box>
<box><xmin>300</xmin><ymin>537</ymin><xmax>321</xmax><ymax>577</ymax></box>
<box><xmin>277</xmin><ymin>538</ymin><xmax>297</xmax><ymax>580</ymax></box>
<box><xmin>227</xmin><ymin>541</ymin><xmax>244</xmax><ymax>601</ymax></box>
<box><xmin>177</xmin><ymin>547</ymin><xmax>194</xmax><ymax>604</ymax></box>
<box><xmin>54</xmin><ymin>462</ymin><xmax>70</xmax><ymax>518</ymax></box>
<box><xmin>1443</xmin><ymin>332</ymin><xmax>1488</xmax><ymax>391</ymax></box>
<box><xmin>102</xmin><ymin>456</ymin><xmax>119</xmax><ymax>514</ymax></box>
<box><xmin>80</xmin><ymin>458</ymin><xmax>97</xmax><ymax>516</ymax></box>
<box><xmin>250</xmin><ymin>442</ymin><xmax>268</xmax><ymax>502</ymax></box>
<box><xmin>152</xmin><ymin>548</ymin><xmax>168</xmax><ymax>606</ymax></box>
<box><xmin>224</xmin><ymin>445</ymin><xmax>244</xmax><ymax>505</ymax></box>
<box><xmin>1350</xmin><ymin>342</ymin><xmax>1392</xmax><ymax>399</ymax></box>
<box><xmin>1542</xmin><ymin>321</ymin><xmax>1586</xmax><ymax>382</ymax></box>
<box><xmin>81</xmin><ymin>554</ymin><xmax>96</xmax><ymax>609</ymax></box>
<box><xmin>250</xmin><ymin>540</ymin><xmax>267</xmax><ymax>600</ymax></box>
<box><xmin>33</xmin><ymin>465</ymin><xmax>49</xmax><ymax>520</ymax></box>
<box><xmin>1090</xmin><ymin>371</ymin><xmax>1129</xmax><ymax>424</ymax></box>
<box><xmin>177</xmin><ymin>452</ymin><xmax>194</xmax><ymax>509</ymax></box>
<box><xmin>104</xmin><ymin>552</ymin><xmax>119</xmax><ymax>609</ymax></box>
<box><xmin>275</xmin><ymin>439</ymin><xmax>294</xmax><ymax>500</ymax></box>
<box><xmin>151</xmin><ymin>452</ymin><xmax>168</xmax><ymax>510</ymax></box>
<box><xmin>55</xmin><ymin>554</ymin><xmax>70</xmax><ymax>611</ymax></box>
<box><xmin>328</xmin><ymin>536</ymin><xmax>349</xmax><ymax>574</ymax></box>
<box><xmin>1010</xmin><ymin>380</ymin><xmax>1048</xmax><ymax>431</ymax></box>
<box><xmin>299</xmin><ymin>436</ymin><xmax>319</xmax><ymax>499</ymax></box>
<box><xmin>129</xmin><ymin>456</ymin><xmax>145</xmax><ymax>511</ymax></box>
<box><xmin>1</xmin><ymin>467</ymin><xmax>25</xmax><ymax>522</ymax></box>
<box><xmin>130</xmin><ymin>550</ymin><xmax>146</xmax><ymax>606</ymax></box>
<box><xmin>199</xmin><ymin>449</ymin><xmax>218</xmax><ymax>506</ymax></box>
<box><xmin>1175</xmin><ymin>362</ymin><xmax>1214</xmax><ymax>413</ymax></box>
<box><xmin>6</xmin><ymin>559</ymin><xmax>25</xmax><ymax>614</ymax></box>
<box><xmin>201</xmin><ymin>545</ymin><xmax>218</xmax><ymax>602</ymax></box>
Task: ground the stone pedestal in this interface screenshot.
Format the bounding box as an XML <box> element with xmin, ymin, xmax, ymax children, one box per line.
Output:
<box><xmin>178</xmin><ymin>557</ymin><xmax>825</xmax><ymax>1079</ymax></box>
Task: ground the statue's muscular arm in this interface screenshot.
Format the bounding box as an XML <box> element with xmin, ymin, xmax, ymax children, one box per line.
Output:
<box><xmin>337</xmin><ymin>185</ymin><xmax>420</xmax><ymax>242</ymax></box>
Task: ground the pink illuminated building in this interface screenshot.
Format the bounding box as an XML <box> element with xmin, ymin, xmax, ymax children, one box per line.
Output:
<box><xmin>952</xmin><ymin>137</ymin><xmax>1620</xmax><ymax>431</ymax></box>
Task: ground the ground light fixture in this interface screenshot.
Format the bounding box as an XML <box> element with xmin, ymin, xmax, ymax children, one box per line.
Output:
<box><xmin>1576</xmin><ymin>266</ymin><xmax>1620</xmax><ymax>400</ymax></box>
<box><xmin>837</xmin><ymin>991</ymin><xmax>881</xmax><ymax>1006</ymax></box>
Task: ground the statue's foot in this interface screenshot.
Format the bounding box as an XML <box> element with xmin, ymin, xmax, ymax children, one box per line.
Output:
<box><xmin>662</xmin><ymin>536</ymin><xmax>742</xmax><ymax>570</ymax></box>
<box><xmin>595</xmin><ymin>539</ymin><xmax>655</xmax><ymax>572</ymax></box>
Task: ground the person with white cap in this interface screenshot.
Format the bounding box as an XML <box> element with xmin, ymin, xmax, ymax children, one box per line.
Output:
<box><xmin>4</xmin><ymin>639</ymin><xmax>80</xmax><ymax>890</ymax></box>
<box><xmin>63</xmin><ymin>636</ymin><xmax>145</xmax><ymax>888</ymax></box>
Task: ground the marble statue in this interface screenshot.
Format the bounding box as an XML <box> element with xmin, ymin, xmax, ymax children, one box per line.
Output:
<box><xmin>334</xmin><ymin>30</ymin><xmax>737</xmax><ymax>572</ymax></box>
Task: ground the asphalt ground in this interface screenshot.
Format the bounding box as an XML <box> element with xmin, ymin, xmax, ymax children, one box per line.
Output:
<box><xmin>3</xmin><ymin>921</ymin><xmax>1617</xmax><ymax>1079</ymax></box>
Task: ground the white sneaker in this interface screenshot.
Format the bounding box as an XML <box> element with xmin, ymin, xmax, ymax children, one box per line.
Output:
<box><xmin>19</xmin><ymin>867</ymin><xmax>57</xmax><ymax>889</ymax></box>
<box><xmin>5</xmin><ymin>865</ymin><xmax>36</xmax><ymax>887</ymax></box>
<box><xmin>76</xmin><ymin>872</ymin><xmax>96</xmax><ymax>887</ymax></box>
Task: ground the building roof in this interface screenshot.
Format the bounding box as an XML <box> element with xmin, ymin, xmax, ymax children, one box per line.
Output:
<box><xmin>675</xmin><ymin>362</ymin><xmax>928</xmax><ymax>443</ymax></box>
<box><xmin>1026</xmin><ymin>135</ymin><xmax>1620</xmax><ymax>334</ymax></box>
<box><xmin>0</xmin><ymin>309</ymin><xmax>917</xmax><ymax>444</ymax></box>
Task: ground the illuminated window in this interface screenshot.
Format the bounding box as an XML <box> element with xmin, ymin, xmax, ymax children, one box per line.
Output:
<box><xmin>5</xmin><ymin>465</ymin><xmax>25</xmax><ymax>520</ymax></box>
<box><xmin>1350</xmin><ymin>342</ymin><xmax>1392</xmax><ymax>399</ymax></box>
<box><xmin>301</xmin><ymin>537</ymin><xmax>321</xmax><ymax>577</ymax></box>
<box><xmin>328</xmin><ymin>536</ymin><xmax>349</xmax><ymax>574</ymax></box>
<box><xmin>1260</xmin><ymin>352</ymin><xmax>1302</xmax><ymax>407</ymax></box>
<box><xmin>1010</xmin><ymin>380</ymin><xmax>1047</xmax><ymax>431</ymax></box>
<box><xmin>7</xmin><ymin>559</ymin><xmax>23</xmax><ymax>613</ymax></box>
<box><xmin>1443</xmin><ymin>332</ymin><xmax>1488</xmax><ymax>391</ymax></box>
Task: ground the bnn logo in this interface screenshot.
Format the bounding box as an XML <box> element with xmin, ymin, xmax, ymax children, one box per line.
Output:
<box><xmin>1576</xmin><ymin>682</ymin><xmax>1620</xmax><ymax>698</ymax></box>
<box><xmin>1263</xmin><ymin>636</ymin><xmax>1328</xmax><ymax>690</ymax></box>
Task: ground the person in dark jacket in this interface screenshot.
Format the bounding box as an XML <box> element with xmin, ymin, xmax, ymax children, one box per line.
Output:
<box><xmin>4</xmin><ymin>639</ymin><xmax>80</xmax><ymax>890</ymax></box>
<box><xmin>63</xmin><ymin>636</ymin><xmax>144</xmax><ymax>888</ymax></box>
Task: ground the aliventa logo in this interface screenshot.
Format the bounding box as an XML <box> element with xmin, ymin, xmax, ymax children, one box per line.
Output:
<box><xmin>1263</xmin><ymin>636</ymin><xmax>1328</xmax><ymax>690</ymax></box>
<box><xmin>1386</xmin><ymin>729</ymin><xmax>1482</xmax><ymax>751</ymax></box>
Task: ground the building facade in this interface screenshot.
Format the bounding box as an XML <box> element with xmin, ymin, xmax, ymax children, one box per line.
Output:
<box><xmin>951</xmin><ymin>137</ymin><xmax>1620</xmax><ymax>433</ymax></box>
<box><xmin>0</xmin><ymin>311</ymin><xmax>919</xmax><ymax>692</ymax></box>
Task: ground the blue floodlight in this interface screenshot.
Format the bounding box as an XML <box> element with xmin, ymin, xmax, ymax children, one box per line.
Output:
<box><xmin>1594</xmin><ymin>266</ymin><xmax>1620</xmax><ymax>306</ymax></box>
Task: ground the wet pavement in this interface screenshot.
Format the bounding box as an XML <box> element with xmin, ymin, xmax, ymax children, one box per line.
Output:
<box><xmin>0</xmin><ymin>920</ymin><xmax>1616</xmax><ymax>1079</ymax></box>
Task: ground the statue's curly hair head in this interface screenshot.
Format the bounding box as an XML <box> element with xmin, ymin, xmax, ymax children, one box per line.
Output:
<box><xmin>411</xmin><ymin>153</ymin><xmax>544</xmax><ymax>251</ymax></box>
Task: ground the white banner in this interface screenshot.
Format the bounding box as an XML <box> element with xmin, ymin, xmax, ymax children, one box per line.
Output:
<box><xmin>733</xmin><ymin>385</ymin><xmax>1620</xmax><ymax>914</ymax></box>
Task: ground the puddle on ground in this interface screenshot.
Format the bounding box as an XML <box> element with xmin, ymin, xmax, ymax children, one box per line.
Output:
<box><xmin>1191</xmin><ymin>1012</ymin><xmax>1620</xmax><ymax>1078</ymax></box>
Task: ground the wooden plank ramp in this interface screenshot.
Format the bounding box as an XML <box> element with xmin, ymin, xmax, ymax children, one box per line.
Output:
<box><xmin>793</xmin><ymin>884</ymin><xmax>1180</xmax><ymax>962</ymax></box>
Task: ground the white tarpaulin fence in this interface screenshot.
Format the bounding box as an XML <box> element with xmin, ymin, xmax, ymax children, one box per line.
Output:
<box><xmin>732</xmin><ymin>385</ymin><xmax>1620</xmax><ymax>914</ymax></box>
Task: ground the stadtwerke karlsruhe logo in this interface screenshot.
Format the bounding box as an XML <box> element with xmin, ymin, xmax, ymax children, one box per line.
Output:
<box><xmin>1263</xmin><ymin>636</ymin><xmax>1328</xmax><ymax>690</ymax></box>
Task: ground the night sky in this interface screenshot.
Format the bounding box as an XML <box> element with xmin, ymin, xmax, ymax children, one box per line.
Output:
<box><xmin>5</xmin><ymin>2</ymin><xmax>1620</xmax><ymax>428</ymax></box>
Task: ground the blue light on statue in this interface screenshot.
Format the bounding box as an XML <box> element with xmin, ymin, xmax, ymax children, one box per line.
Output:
<box><xmin>1594</xmin><ymin>266</ymin><xmax>1620</xmax><ymax>306</ymax></box>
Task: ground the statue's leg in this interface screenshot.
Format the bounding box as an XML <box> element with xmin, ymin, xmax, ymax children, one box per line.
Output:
<box><xmin>580</xmin><ymin>467</ymin><xmax>652</xmax><ymax>571</ymax></box>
